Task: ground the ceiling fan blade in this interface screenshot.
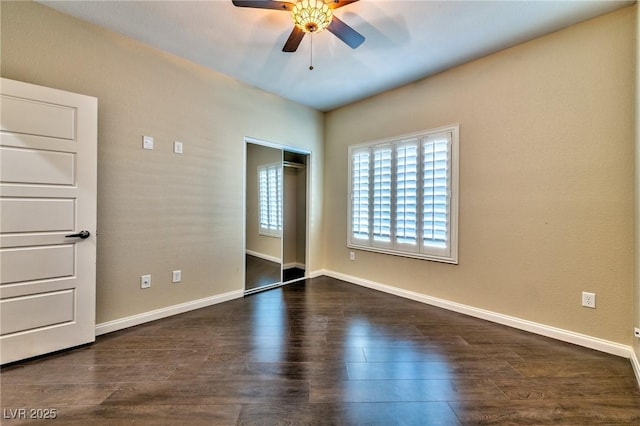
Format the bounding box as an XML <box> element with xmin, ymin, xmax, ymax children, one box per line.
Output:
<box><xmin>328</xmin><ymin>0</ymin><xmax>359</xmax><ymax>9</ymax></box>
<box><xmin>231</xmin><ymin>1</ymin><xmax>293</xmax><ymax>11</ymax></box>
<box><xmin>327</xmin><ymin>16</ymin><xmax>364</xmax><ymax>49</ymax></box>
<box><xmin>283</xmin><ymin>26</ymin><xmax>305</xmax><ymax>52</ymax></box>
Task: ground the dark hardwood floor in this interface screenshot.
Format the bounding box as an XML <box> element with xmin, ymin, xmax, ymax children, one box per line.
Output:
<box><xmin>283</xmin><ymin>267</ymin><xmax>306</xmax><ymax>282</ymax></box>
<box><xmin>2</xmin><ymin>276</ymin><xmax>639</xmax><ymax>425</ymax></box>
<box><xmin>245</xmin><ymin>254</ymin><xmax>281</xmax><ymax>291</ymax></box>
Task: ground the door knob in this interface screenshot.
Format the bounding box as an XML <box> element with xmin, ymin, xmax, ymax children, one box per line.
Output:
<box><xmin>65</xmin><ymin>230</ymin><xmax>91</xmax><ymax>239</ymax></box>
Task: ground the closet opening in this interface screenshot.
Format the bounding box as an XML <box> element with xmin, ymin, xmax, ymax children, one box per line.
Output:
<box><xmin>244</xmin><ymin>138</ymin><xmax>310</xmax><ymax>295</ymax></box>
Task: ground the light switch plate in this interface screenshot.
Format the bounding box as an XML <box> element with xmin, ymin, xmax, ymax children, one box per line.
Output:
<box><xmin>174</xmin><ymin>141</ymin><xmax>183</xmax><ymax>154</ymax></box>
<box><xmin>143</xmin><ymin>136</ymin><xmax>154</xmax><ymax>150</ymax></box>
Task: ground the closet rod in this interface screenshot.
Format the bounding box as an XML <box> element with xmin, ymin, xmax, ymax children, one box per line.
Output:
<box><xmin>283</xmin><ymin>161</ymin><xmax>305</xmax><ymax>169</ymax></box>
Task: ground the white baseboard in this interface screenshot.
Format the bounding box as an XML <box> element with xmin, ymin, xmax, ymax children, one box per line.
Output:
<box><xmin>323</xmin><ymin>269</ymin><xmax>634</xmax><ymax>359</ymax></box>
<box><xmin>309</xmin><ymin>269</ymin><xmax>327</xmax><ymax>279</ymax></box>
<box><xmin>95</xmin><ymin>289</ymin><xmax>244</xmax><ymax>336</ymax></box>
<box><xmin>283</xmin><ymin>262</ymin><xmax>305</xmax><ymax>270</ymax></box>
<box><xmin>631</xmin><ymin>348</ymin><xmax>640</xmax><ymax>388</ymax></box>
<box><xmin>246</xmin><ymin>250</ymin><xmax>280</xmax><ymax>264</ymax></box>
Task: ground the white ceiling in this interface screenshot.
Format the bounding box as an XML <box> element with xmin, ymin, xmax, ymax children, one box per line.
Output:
<box><xmin>39</xmin><ymin>0</ymin><xmax>632</xmax><ymax>112</ymax></box>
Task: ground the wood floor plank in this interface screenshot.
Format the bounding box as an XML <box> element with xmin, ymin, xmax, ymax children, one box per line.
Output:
<box><xmin>449</xmin><ymin>399</ymin><xmax>640</xmax><ymax>425</ymax></box>
<box><xmin>102</xmin><ymin>380</ymin><xmax>310</xmax><ymax>405</ymax></box>
<box><xmin>9</xmin><ymin>404</ymin><xmax>243</xmax><ymax>426</ymax></box>
<box><xmin>0</xmin><ymin>383</ymin><xmax>120</xmax><ymax>407</ymax></box>
<box><xmin>346</xmin><ymin>360</ymin><xmax>522</xmax><ymax>380</ymax></box>
<box><xmin>310</xmin><ymin>378</ymin><xmax>508</xmax><ymax>403</ymax></box>
<box><xmin>493</xmin><ymin>377</ymin><xmax>640</xmax><ymax>401</ymax></box>
<box><xmin>508</xmin><ymin>359</ymin><xmax>635</xmax><ymax>378</ymax></box>
<box><xmin>1</xmin><ymin>363</ymin><xmax>176</xmax><ymax>385</ymax></box>
<box><xmin>362</xmin><ymin>345</ymin><xmax>523</xmax><ymax>363</ymax></box>
<box><xmin>237</xmin><ymin>402</ymin><xmax>461</xmax><ymax>425</ymax></box>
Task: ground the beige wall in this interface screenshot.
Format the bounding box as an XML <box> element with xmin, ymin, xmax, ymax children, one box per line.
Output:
<box><xmin>246</xmin><ymin>143</ymin><xmax>282</xmax><ymax>261</ymax></box>
<box><xmin>634</xmin><ymin>3</ymin><xmax>640</xmax><ymax>363</ymax></box>
<box><xmin>283</xmin><ymin>167</ymin><xmax>298</xmax><ymax>266</ymax></box>
<box><xmin>324</xmin><ymin>7</ymin><xmax>635</xmax><ymax>345</ymax></box>
<box><xmin>0</xmin><ymin>1</ymin><xmax>324</xmax><ymax>323</ymax></box>
<box><xmin>1</xmin><ymin>1</ymin><xmax>637</xmax><ymax>352</ymax></box>
<box><xmin>283</xmin><ymin>166</ymin><xmax>307</xmax><ymax>267</ymax></box>
<box><xmin>296</xmin><ymin>166</ymin><xmax>307</xmax><ymax>266</ymax></box>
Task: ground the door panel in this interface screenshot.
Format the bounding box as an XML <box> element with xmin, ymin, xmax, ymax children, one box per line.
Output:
<box><xmin>0</xmin><ymin>95</ymin><xmax>76</xmax><ymax>139</ymax></box>
<box><xmin>0</xmin><ymin>78</ymin><xmax>97</xmax><ymax>364</ymax></box>
<box><xmin>1</xmin><ymin>245</ymin><xmax>75</xmax><ymax>284</ymax></box>
<box><xmin>1</xmin><ymin>133</ymin><xmax>78</xmax><ymax>151</ymax></box>
<box><xmin>1</xmin><ymin>198</ymin><xmax>75</xmax><ymax>233</ymax></box>
<box><xmin>0</xmin><ymin>147</ymin><xmax>76</xmax><ymax>185</ymax></box>
<box><xmin>1</xmin><ymin>290</ymin><xmax>75</xmax><ymax>336</ymax></box>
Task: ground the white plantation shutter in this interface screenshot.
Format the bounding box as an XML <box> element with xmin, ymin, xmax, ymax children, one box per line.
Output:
<box><xmin>351</xmin><ymin>149</ymin><xmax>370</xmax><ymax>241</ymax></box>
<box><xmin>373</xmin><ymin>147</ymin><xmax>392</xmax><ymax>244</ymax></box>
<box><xmin>395</xmin><ymin>141</ymin><xmax>419</xmax><ymax>247</ymax></box>
<box><xmin>422</xmin><ymin>136</ymin><xmax>450</xmax><ymax>250</ymax></box>
<box><xmin>348</xmin><ymin>125</ymin><xmax>458</xmax><ymax>264</ymax></box>
<box><xmin>258</xmin><ymin>163</ymin><xmax>282</xmax><ymax>236</ymax></box>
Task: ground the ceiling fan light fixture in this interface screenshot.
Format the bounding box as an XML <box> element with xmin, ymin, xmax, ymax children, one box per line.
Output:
<box><xmin>291</xmin><ymin>0</ymin><xmax>333</xmax><ymax>33</ymax></box>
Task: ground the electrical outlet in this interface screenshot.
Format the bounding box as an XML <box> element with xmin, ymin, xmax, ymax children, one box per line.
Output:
<box><xmin>172</xmin><ymin>270</ymin><xmax>181</xmax><ymax>283</ymax></box>
<box><xmin>581</xmin><ymin>291</ymin><xmax>596</xmax><ymax>309</ymax></box>
<box><xmin>349</xmin><ymin>251</ymin><xmax>355</xmax><ymax>261</ymax></box>
<box><xmin>141</xmin><ymin>274</ymin><xmax>151</xmax><ymax>289</ymax></box>
<box><xmin>634</xmin><ymin>327</ymin><xmax>640</xmax><ymax>338</ymax></box>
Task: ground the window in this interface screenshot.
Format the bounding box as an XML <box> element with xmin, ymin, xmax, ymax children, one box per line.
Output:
<box><xmin>348</xmin><ymin>125</ymin><xmax>458</xmax><ymax>263</ymax></box>
<box><xmin>258</xmin><ymin>162</ymin><xmax>282</xmax><ymax>237</ymax></box>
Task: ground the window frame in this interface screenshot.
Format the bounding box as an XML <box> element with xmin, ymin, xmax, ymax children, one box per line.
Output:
<box><xmin>347</xmin><ymin>124</ymin><xmax>459</xmax><ymax>264</ymax></box>
<box><xmin>258</xmin><ymin>161</ymin><xmax>283</xmax><ymax>238</ymax></box>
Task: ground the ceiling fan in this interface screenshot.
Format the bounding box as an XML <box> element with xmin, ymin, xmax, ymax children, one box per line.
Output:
<box><xmin>232</xmin><ymin>0</ymin><xmax>365</xmax><ymax>53</ymax></box>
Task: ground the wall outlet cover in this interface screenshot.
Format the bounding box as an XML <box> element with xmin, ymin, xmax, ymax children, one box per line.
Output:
<box><xmin>141</xmin><ymin>274</ymin><xmax>151</xmax><ymax>289</ymax></box>
<box><xmin>581</xmin><ymin>291</ymin><xmax>596</xmax><ymax>309</ymax></box>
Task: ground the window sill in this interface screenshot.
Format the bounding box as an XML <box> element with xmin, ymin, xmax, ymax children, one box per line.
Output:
<box><xmin>259</xmin><ymin>231</ymin><xmax>282</xmax><ymax>238</ymax></box>
<box><xmin>347</xmin><ymin>242</ymin><xmax>458</xmax><ymax>265</ymax></box>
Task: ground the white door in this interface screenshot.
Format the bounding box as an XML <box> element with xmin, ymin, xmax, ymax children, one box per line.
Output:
<box><xmin>0</xmin><ymin>78</ymin><xmax>97</xmax><ymax>364</ymax></box>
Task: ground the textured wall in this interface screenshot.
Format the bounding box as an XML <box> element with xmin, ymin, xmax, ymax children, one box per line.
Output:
<box><xmin>634</xmin><ymin>3</ymin><xmax>640</xmax><ymax>363</ymax></box>
<box><xmin>1</xmin><ymin>1</ymin><xmax>324</xmax><ymax>323</ymax></box>
<box><xmin>324</xmin><ymin>7</ymin><xmax>635</xmax><ymax>344</ymax></box>
<box><xmin>1</xmin><ymin>1</ymin><xmax>636</xmax><ymax>349</ymax></box>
